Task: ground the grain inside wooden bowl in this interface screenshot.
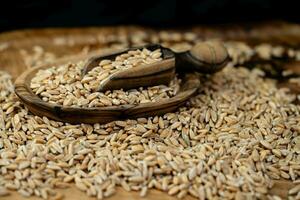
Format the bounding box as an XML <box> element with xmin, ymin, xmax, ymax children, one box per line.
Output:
<box><xmin>14</xmin><ymin>52</ymin><xmax>200</xmax><ymax>124</ymax></box>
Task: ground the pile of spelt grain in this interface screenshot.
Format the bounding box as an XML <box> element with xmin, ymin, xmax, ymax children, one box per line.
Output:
<box><xmin>30</xmin><ymin>48</ymin><xmax>180</xmax><ymax>107</ymax></box>
<box><xmin>1</xmin><ymin>58</ymin><xmax>299</xmax><ymax>199</ymax></box>
<box><xmin>1</xmin><ymin>30</ymin><xmax>300</xmax><ymax>199</ymax></box>
<box><xmin>20</xmin><ymin>46</ymin><xmax>57</xmax><ymax>68</ymax></box>
<box><xmin>225</xmin><ymin>42</ymin><xmax>300</xmax><ymax>65</ymax></box>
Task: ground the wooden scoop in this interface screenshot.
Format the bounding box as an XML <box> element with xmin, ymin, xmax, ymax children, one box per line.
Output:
<box><xmin>82</xmin><ymin>41</ymin><xmax>229</xmax><ymax>92</ymax></box>
<box><xmin>14</xmin><ymin>41</ymin><xmax>229</xmax><ymax>124</ymax></box>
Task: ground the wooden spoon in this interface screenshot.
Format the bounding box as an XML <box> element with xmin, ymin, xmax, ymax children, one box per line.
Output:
<box><xmin>15</xmin><ymin>42</ymin><xmax>229</xmax><ymax>124</ymax></box>
<box><xmin>82</xmin><ymin>41</ymin><xmax>229</xmax><ymax>91</ymax></box>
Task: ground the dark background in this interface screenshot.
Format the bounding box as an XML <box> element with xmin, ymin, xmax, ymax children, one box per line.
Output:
<box><xmin>1</xmin><ymin>0</ymin><xmax>299</xmax><ymax>32</ymax></box>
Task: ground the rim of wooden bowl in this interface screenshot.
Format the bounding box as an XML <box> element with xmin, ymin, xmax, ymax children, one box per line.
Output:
<box><xmin>14</xmin><ymin>52</ymin><xmax>200</xmax><ymax>124</ymax></box>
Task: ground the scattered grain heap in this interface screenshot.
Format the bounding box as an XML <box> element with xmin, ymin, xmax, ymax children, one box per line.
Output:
<box><xmin>0</xmin><ymin>32</ymin><xmax>300</xmax><ymax>200</ymax></box>
<box><xmin>30</xmin><ymin>48</ymin><xmax>180</xmax><ymax>107</ymax></box>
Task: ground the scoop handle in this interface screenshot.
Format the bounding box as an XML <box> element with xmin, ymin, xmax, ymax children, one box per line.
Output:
<box><xmin>175</xmin><ymin>41</ymin><xmax>230</xmax><ymax>74</ymax></box>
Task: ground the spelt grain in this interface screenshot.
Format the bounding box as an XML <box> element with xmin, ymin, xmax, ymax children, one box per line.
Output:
<box><xmin>1</xmin><ymin>34</ymin><xmax>300</xmax><ymax>200</ymax></box>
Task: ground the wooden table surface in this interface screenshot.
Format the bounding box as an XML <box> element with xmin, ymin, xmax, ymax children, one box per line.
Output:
<box><xmin>0</xmin><ymin>181</ymin><xmax>296</xmax><ymax>200</ymax></box>
<box><xmin>0</xmin><ymin>23</ymin><xmax>299</xmax><ymax>199</ymax></box>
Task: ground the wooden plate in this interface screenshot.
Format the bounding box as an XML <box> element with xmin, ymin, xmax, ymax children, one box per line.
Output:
<box><xmin>14</xmin><ymin>51</ymin><xmax>200</xmax><ymax>124</ymax></box>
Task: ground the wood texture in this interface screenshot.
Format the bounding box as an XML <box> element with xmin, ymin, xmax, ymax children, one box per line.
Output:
<box><xmin>184</xmin><ymin>40</ymin><xmax>229</xmax><ymax>73</ymax></box>
<box><xmin>15</xmin><ymin>54</ymin><xmax>199</xmax><ymax>124</ymax></box>
<box><xmin>0</xmin><ymin>23</ymin><xmax>299</xmax><ymax>199</ymax></box>
<box><xmin>82</xmin><ymin>44</ymin><xmax>176</xmax><ymax>92</ymax></box>
<box><xmin>0</xmin><ymin>181</ymin><xmax>296</xmax><ymax>200</ymax></box>
<box><xmin>2</xmin><ymin>21</ymin><xmax>300</xmax><ymax>79</ymax></box>
<box><xmin>84</xmin><ymin>42</ymin><xmax>228</xmax><ymax>91</ymax></box>
<box><xmin>98</xmin><ymin>58</ymin><xmax>176</xmax><ymax>92</ymax></box>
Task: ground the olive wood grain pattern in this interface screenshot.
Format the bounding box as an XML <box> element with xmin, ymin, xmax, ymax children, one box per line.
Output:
<box><xmin>82</xmin><ymin>44</ymin><xmax>176</xmax><ymax>91</ymax></box>
<box><xmin>83</xmin><ymin>41</ymin><xmax>228</xmax><ymax>92</ymax></box>
<box><xmin>176</xmin><ymin>41</ymin><xmax>229</xmax><ymax>74</ymax></box>
<box><xmin>99</xmin><ymin>58</ymin><xmax>176</xmax><ymax>91</ymax></box>
<box><xmin>14</xmin><ymin>51</ymin><xmax>199</xmax><ymax>124</ymax></box>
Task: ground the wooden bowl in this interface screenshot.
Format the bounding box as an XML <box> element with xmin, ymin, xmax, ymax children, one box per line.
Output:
<box><xmin>14</xmin><ymin>52</ymin><xmax>200</xmax><ymax>124</ymax></box>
